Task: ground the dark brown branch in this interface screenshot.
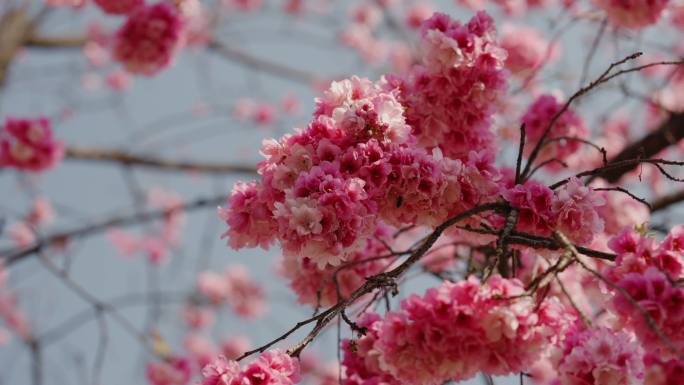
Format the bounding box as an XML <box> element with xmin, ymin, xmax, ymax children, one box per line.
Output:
<box><xmin>601</xmin><ymin>112</ymin><xmax>684</xmax><ymax>183</ymax></box>
<box><xmin>651</xmin><ymin>188</ymin><xmax>684</xmax><ymax>212</ymax></box>
<box><xmin>65</xmin><ymin>147</ymin><xmax>257</xmax><ymax>175</ymax></box>
<box><xmin>24</xmin><ymin>34</ymin><xmax>87</xmax><ymax>48</ymax></box>
<box><xmin>520</xmin><ymin>52</ymin><xmax>644</xmax><ymax>180</ymax></box>
<box><xmin>552</xmin><ymin>158</ymin><xmax>684</xmax><ymax>190</ymax></box>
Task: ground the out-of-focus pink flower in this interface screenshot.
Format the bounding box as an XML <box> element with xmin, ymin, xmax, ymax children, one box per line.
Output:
<box><xmin>113</xmin><ymin>3</ymin><xmax>185</xmax><ymax>76</ymax></box>
<box><xmin>107</xmin><ymin>229</ymin><xmax>141</xmax><ymax>257</ymax></box>
<box><xmin>146</xmin><ymin>356</ymin><xmax>193</xmax><ymax>385</ymax></box>
<box><xmin>26</xmin><ymin>197</ymin><xmax>55</xmax><ymax>228</ymax></box>
<box><xmin>183</xmin><ymin>305</ymin><xmax>215</xmax><ymax>330</ymax></box>
<box><xmin>221</xmin><ymin>336</ymin><xmax>250</xmax><ymax>359</ymax></box>
<box><xmin>233</xmin><ymin>98</ymin><xmax>256</xmax><ymax>121</ymax></box>
<box><xmin>592</xmin><ymin>0</ymin><xmax>670</xmax><ymax>28</ymax></box>
<box><xmin>230</xmin><ymin>0</ymin><xmax>263</xmax><ymax>11</ymax></box>
<box><xmin>197</xmin><ymin>271</ymin><xmax>229</xmax><ymax>304</ymax></box>
<box><xmin>106</xmin><ymin>70</ymin><xmax>132</xmax><ymax>91</ymax></box>
<box><xmin>281</xmin><ymin>94</ymin><xmax>301</xmax><ymax>116</ymax></box>
<box><xmin>0</xmin><ymin>117</ymin><xmax>64</xmax><ymax>172</ymax></box>
<box><xmin>405</xmin><ymin>4</ymin><xmax>434</xmax><ymax>29</ymax></box>
<box><xmin>184</xmin><ymin>334</ymin><xmax>217</xmax><ymax>368</ymax></box>
<box><xmin>500</xmin><ymin>24</ymin><xmax>559</xmax><ymax>76</ymax></box>
<box><xmin>254</xmin><ymin>103</ymin><xmax>277</xmax><ymax>126</ymax></box>
<box><xmin>284</xmin><ymin>0</ymin><xmax>304</xmax><ymax>14</ymax></box>
<box><xmin>93</xmin><ymin>0</ymin><xmax>143</xmax><ymax>14</ymax></box>
<box><xmin>224</xmin><ymin>265</ymin><xmax>267</xmax><ymax>318</ymax></box>
<box><xmin>350</xmin><ymin>4</ymin><xmax>382</xmax><ymax>29</ymax></box>
<box><xmin>8</xmin><ymin>222</ymin><xmax>35</xmax><ymax>248</ymax></box>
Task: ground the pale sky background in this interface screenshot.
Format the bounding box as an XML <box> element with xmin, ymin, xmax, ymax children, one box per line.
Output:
<box><xmin>0</xmin><ymin>1</ymin><xmax>682</xmax><ymax>385</ymax></box>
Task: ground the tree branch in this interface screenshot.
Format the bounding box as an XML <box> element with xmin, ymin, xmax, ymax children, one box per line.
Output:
<box><xmin>0</xmin><ymin>194</ymin><xmax>227</xmax><ymax>266</ymax></box>
<box><xmin>602</xmin><ymin>112</ymin><xmax>684</xmax><ymax>183</ymax></box>
<box><xmin>65</xmin><ymin>147</ymin><xmax>258</xmax><ymax>175</ymax></box>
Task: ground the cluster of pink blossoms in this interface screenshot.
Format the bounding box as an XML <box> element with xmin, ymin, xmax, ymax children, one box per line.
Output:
<box><xmin>391</xmin><ymin>12</ymin><xmax>507</xmax><ymax>161</ymax></box>
<box><xmin>606</xmin><ymin>226</ymin><xmax>684</xmax><ymax>282</ymax></box>
<box><xmin>502</xmin><ymin>177</ymin><xmax>605</xmax><ymax>245</ymax></box>
<box><xmin>112</xmin><ymin>2</ymin><xmax>184</xmax><ymax>76</ymax></box>
<box><xmin>601</xmin><ymin>227</ymin><xmax>684</xmax><ymax>359</ymax></box>
<box><xmin>521</xmin><ymin>94</ymin><xmax>589</xmax><ymax>171</ymax></box>
<box><xmin>93</xmin><ymin>0</ymin><xmax>144</xmax><ymax>14</ymax></box>
<box><xmin>0</xmin><ymin>117</ymin><xmax>64</xmax><ymax>172</ymax></box>
<box><xmin>220</xmin><ymin>72</ymin><xmax>500</xmax><ymax>268</ymax></box>
<box><xmin>221</xmin><ymin>12</ymin><xmax>508</xmax><ymax>270</ymax></box>
<box><xmin>609</xmin><ymin>266</ymin><xmax>684</xmax><ymax>360</ymax></box>
<box><xmin>196</xmin><ymin>265</ymin><xmax>267</xmax><ymax>318</ymax></box>
<box><xmin>592</xmin><ymin>0</ymin><xmax>670</xmax><ymax>29</ymax></box>
<box><xmin>342</xmin><ymin>276</ymin><xmax>570</xmax><ymax>385</ymax></box>
<box><xmin>199</xmin><ymin>349</ymin><xmax>300</xmax><ymax>385</ymax></box>
<box><xmin>553</xmin><ymin>326</ymin><xmax>645</xmax><ymax>385</ymax></box>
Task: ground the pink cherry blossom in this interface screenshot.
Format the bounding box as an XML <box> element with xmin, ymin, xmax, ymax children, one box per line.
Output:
<box><xmin>0</xmin><ymin>117</ymin><xmax>64</xmax><ymax>172</ymax></box>
<box><xmin>113</xmin><ymin>2</ymin><xmax>185</xmax><ymax>76</ymax></box>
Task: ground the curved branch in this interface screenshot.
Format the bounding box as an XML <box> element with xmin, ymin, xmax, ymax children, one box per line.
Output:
<box><xmin>65</xmin><ymin>147</ymin><xmax>257</xmax><ymax>175</ymax></box>
<box><xmin>0</xmin><ymin>194</ymin><xmax>227</xmax><ymax>266</ymax></box>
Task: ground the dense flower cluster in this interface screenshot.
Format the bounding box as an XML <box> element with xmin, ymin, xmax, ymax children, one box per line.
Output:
<box><xmin>520</xmin><ymin>94</ymin><xmax>588</xmax><ymax>171</ymax></box>
<box><xmin>609</xmin><ymin>266</ymin><xmax>684</xmax><ymax>360</ymax></box>
<box><xmin>342</xmin><ymin>276</ymin><xmax>570</xmax><ymax>385</ymax></box>
<box><xmin>502</xmin><ymin>177</ymin><xmax>605</xmax><ymax>245</ymax></box>
<box><xmin>554</xmin><ymin>326</ymin><xmax>645</xmax><ymax>385</ymax></box>
<box><xmin>220</xmin><ymin>71</ymin><xmax>500</xmax><ymax>267</ymax></box>
<box><xmin>592</xmin><ymin>0</ymin><xmax>670</xmax><ymax>29</ymax></box>
<box><xmin>606</xmin><ymin>226</ymin><xmax>684</xmax><ymax>282</ymax></box>
<box><xmin>391</xmin><ymin>12</ymin><xmax>507</xmax><ymax>161</ymax></box>
<box><xmin>0</xmin><ymin>117</ymin><xmax>64</xmax><ymax>172</ymax></box>
<box><xmin>199</xmin><ymin>349</ymin><xmax>300</xmax><ymax>385</ymax></box>
<box><xmin>112</xmin><ymin>2</ymin><xmax>184</xmax><ymax>75</ymax></box>
<box><xmin>93</xmin><ymin>0</ymin><xmax>144</xmax><ymax>14</ymax></box>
